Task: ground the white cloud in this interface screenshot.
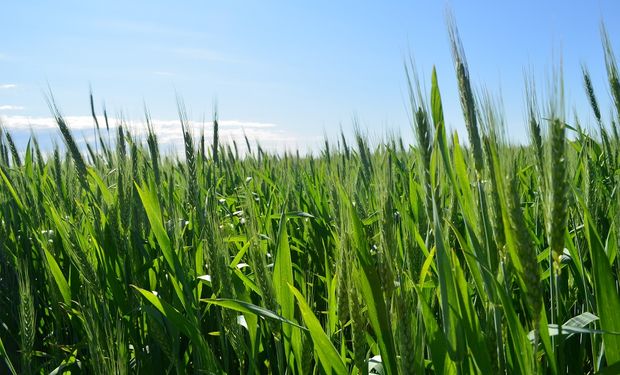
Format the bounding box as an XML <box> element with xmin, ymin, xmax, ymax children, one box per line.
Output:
<box><xmin>0</xmin><ymin>84</ymin><xmax>17</xmax><ymax>89</ymax></box>
<box><xmin>219</xmin><ymin>120</ymin><xmax>276</xmax><ymax>128</ymax></box>
<box><xmin>0</xmin><ymin>105</ymin><xmax>24</xmax><ymax>111</ymax></box>
<box><xmin>0</xmin><ymin>115</ymin><xmax>311</xmax><ymax>152</ymax></box>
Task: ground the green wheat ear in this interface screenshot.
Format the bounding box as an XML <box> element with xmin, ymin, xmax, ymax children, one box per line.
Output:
<box><xmin>548</xmin><ymin>118</ymin><xmax>567</xmax><ymax>274</ymax></box>
<box><xmin>47</xmin><ymin>97</ymin><xmax>88</xmax><ymax>187</ymax></box>
<box><xmin>582</xmin><ymin>66</ymin><xmax>602</xmax><ymax>125</ymax></box>
<box><xmin>395</xmin><ymin>285</ymin><xmax>415</xmax><ymax>375</ymax></box>
<box><xmin>16</xmin><ymin>257</ymin><xmax>35</xmax><ymax>374</ymax></box>
<box><xmin>5</xmin><ymin>132</ymin><xmax>21</xmax><ymax>168</ymax></box>
<box><xmin>213</xmin><ymin>109</ymin><xmax>220</xmax><ymax>164</ymax></box>
<box><xmin>348</xmin><ymin>262</ymin><xmax>367</xmax><ymax>374</ymax></box>
<box><xmin>508</xmin><ymin>171</ymin><xmax>541</xmax><ymax>325</ymax></box>
<box><xmin>448</xmin><ymin>16</ymin><xmax>484</xmax><ymax>175</ymax></box>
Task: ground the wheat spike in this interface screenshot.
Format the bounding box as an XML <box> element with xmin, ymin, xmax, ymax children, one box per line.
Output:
<box><xmin>548</xmin><ymin>118</ymin><xmax>567</xmax><ymax>274</ymax></box>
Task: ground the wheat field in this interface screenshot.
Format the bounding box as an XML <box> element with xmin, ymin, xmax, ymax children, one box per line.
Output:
<box><xmin>1</xmin><ymin>24</ymin><xmax>620</xmax><ymax>374</ymax></box>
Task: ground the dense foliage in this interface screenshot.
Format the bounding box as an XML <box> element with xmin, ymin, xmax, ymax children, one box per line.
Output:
<box><xmin>1</xmin><ymin>25</ymin><xmax>620</xmax><ymax>374</ymax></box>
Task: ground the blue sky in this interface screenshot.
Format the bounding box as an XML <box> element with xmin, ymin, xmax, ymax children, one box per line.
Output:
<box><xmin>1</xmin><ymin>1</ymin><xmax>619</xmax><ymax>152</ymax></box>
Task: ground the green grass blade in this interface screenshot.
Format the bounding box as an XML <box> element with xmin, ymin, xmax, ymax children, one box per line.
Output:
<box><xmin>203</xmin><ymin>298</ymin><xmax>306</xmax><ymax>330</ymax></box>
<box><xmin>289</xmin><ymin>284</ymin><xmax>348</xmax><ymax>375</ymax></box>
<box><xmin>132</xmin><ymin>286</ymin><xmax>217</xmax><ymax>371</ymax></box>
<box><xmin>133</xmin><ymin>286</ymin><xmax>195</xmax><ymax>335</ymax></box>
<box><xmin>584</xmin><ymin>210</ymin><xmax>620</xmax><ymax>364</ymax></box>
<box><xmin>432</xmin><ymin>197</ymin><xmax>465</xmax><ymax>361</ymax></box>
<box><xmin>494</xmin><ymin>276</ymin><xmax>534</xmax><ymax>373</ymax></box>
<box><xmin>0</xmin><ymin>167</ymin><xmax>24</xmax><ymax>211</ymax></box>
<box><xmin>42</xmin><ymin>243</ymin><xmax>71</xmax><ymax>305</ymax></box>
<box><xmin>413</xmin><ymin>284</ymin><xmax>453</xmax><ymax>374</ymax></box>
<box><xmin>0</xmin><ymin>335</ymin><xmax>17</xmax><ymax>375</ymax></box>
<box><xmin>342</xmin><ymin>188</ymin><xmax>399</xmax><ymax>375</ymax></box>
<box><xmin>135</xmin><ymin>180</ymin><xmax>188</xmax><ymax>308</ymax></box>
<box><xmin>272</xmin><ymin>210</ymin><xmax>302</xmax><ymax>369</ymax></box>
<box><xmin>431</xmin><ymin>66</ymin><xmax>444</xmax><ymax>129</ymax></box>
<box><xmin>273</xmin><ymin>211</ymin><xmax>294</xmax><ymax>321</ymax></box>
<box><xmin>135</xmin><ymin>181</ymin><xmax>171</xmax><ymax>266</ymax></box>
<box><xmin>87</xmin><ymin>167</ymin><xmax>113</xmax><ymax>205</ymax></box>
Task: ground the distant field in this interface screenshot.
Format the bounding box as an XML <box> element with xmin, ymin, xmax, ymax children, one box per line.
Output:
<box><xmin>1</xmin><ymin>25</ymin><xmax>620</xmax><ymax>374</ymax></box>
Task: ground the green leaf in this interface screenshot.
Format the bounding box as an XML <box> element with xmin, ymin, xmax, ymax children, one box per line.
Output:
<box><xmin>430</xmin><ymin>100</ymin><xmax>456</xmax><ymax>188</ymax></box>
<box><xmin>231</xmin><ymin>268</ymin><xmax>261</xmax><ymax>295</ymax></box>
<box><xmin>584</xmin><ymin>212</ymin><xmax>620</xmax><ymax>364</ymax></box>
<box><xmin>289</xmin><ymin>284</ymin><xmax>348</xmax><ymax>375</ymax></box>
<box><xmin>202</xmin><ymin>298</ymin><xmax>306</xmax><ymax>331</ymax></box>
<box><xmin>48</xmin><ymin>349</ymin><xmax>80</xmax><ymax>375</ymax></box>
<box><xmin>538</xmin><ymin>309</ymin><xmax>558</xmax><ymax>375</ymax></box>
<box><xmin>0</xmin><ymin>167</ymin><xmax>24</xmax><ymax>211</ymax></box>
<box><xmin>42</xmin><ymin>243</ymin><xmax>71</xmax><ymax>305</ymax></box>
<box><xmin>452</xmin><ymin>250</ymin><xmax>492</xmax><ymax>372</ymax></box>
<box><xmin>24</xmin><ymin>140</ymin><xmax>33</xmax><ymax>179</ymax></box>
<box><xmin>135</xmin><ymin>182</ymin><xmax>171</xmax><ymax>266</ymax></box>
<box><xmin>341</xmin><ymin>188</ymin><xmax>399</xmax><ymax>375</ymax></box>
<box><xmin>87</xmin><ymin>167</ymin><xmax>113</xmax><ymax>205</ymax></box>
<box><xmin>413</xmin><ymin>284</ymin><xmax>452</xmax><ymax>374</ymax></box>
<box><xmin>431</xmin><ymin>66</ymin><xmax>444</xmax><ymax>129</ymax></box>
<box><xmin>132</xmin><ymin>285</ymin><xmax>217</xmax><ymax>371</ymax></box>
<box><xmin>527</xmin><ymin>312</ymin><xmax>612</xmax><ymax>342</ymax></box>
<box><xmin>133</xmin><ymin>286</ymin><xmax>195</xmax><ymax>340</ymax></box>
<box><xmin>0</xmin><ymin>335</ymin><xmax>17</xmax><ymax>375</ymax></box>
<box><xmin>273</xmin><ymin>211</ymin><xmax>294</xmax><ymax>323</ymax></box>
<box><xmin>268</xmin><ymin>211</ymin><xmax>315</xmax><ymax>219</ymax></box>
<box><xmin>432</xmin><ymin>197</ymin><xmax>465</xmax><ymax>361</ymax></box>
<box><xmin>273</xmin><ymin>210</ymin><xmax>303</xmax><ymax>371</ymax></box>
<box><xmin>452</xmin><ymin>135</ymin><xmax>477</xmax><ymax>227</ymax></box>
<box><xmin>135</xmin><ymin>180</ymin><xmax>188</xmax><ymax>309</ymax></box>
<box><xmin>418</xmin><ymin>246</ymin><xmax>436</xmax><ymax>285</ymax></box>
<box><xmin>494</xmin><ymin>276</ymin><xmax>534</xmax><ymax>373</ymax></box>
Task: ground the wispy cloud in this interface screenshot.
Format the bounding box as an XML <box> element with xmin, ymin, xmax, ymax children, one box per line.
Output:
<box><xmin>0</xmin><ymin>115</ymin><xmax>307</xmax><ymax>152</ymax></box>
<box><xmin>0</xmin><ymin>84</ymin><xmax>17</xmax><ymax>89</ymax></box>
<box><xmin>173</xmin><ymin>47</ymin><xmax>241</xmax><ymax>63</ymax></box>
<box><xmin>96</xmin><ymin>20</ymin><xmax>208</xmax><ymax>39</ymax></box>
<box><xmin>0</xmin><ymin>105</ymin><xmax>25</xmax><ymax>111</ymax></box>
